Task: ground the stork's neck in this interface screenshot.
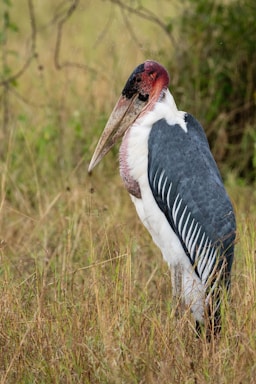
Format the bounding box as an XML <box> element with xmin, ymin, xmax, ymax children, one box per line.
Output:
<box><xmin>141</xmin><ymin>89</ymin><xmax>187</xmax><ymax>132</ymax></box>
<box><xmin>119</xmin><ymin>89</ymin><xmax>187</xmax><ymax>198</ymax></box>
<box><xmin>119</xmin><ymin>129</ymin><xmax>141</xmax><ymax>198</ymax></box>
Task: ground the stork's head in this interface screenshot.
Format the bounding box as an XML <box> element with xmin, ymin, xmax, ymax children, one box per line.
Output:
<box><xmin>88</xmin><ymin>60</ymin><xmax>169</xmax><ymax>172</ymax></box>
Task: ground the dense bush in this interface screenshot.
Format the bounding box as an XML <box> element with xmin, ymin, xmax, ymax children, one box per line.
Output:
<box><xmin>171</xmin><ymin>0</ymin><xmax>256</xmax><ymax>181</ymax></box>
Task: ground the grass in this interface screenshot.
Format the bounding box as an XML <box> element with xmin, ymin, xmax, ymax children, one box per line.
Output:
<box><xmin>1</xmin><ymin>167</ymin><xmax>256</xmax><ymax>383</ymax></box>
<box><xmin>1</xmin><ymin>158</ymin><xmax>256</xmax><ymax>383</ymax></box>
<box><xmin>0</xmin><ymin>1</ymin><xmax>256</xmax><ymax>383</ymax></box>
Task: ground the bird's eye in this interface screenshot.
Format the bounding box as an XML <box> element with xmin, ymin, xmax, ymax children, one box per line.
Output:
<box><xmin>136</xmin><ymin>77</ymin><xmax>142</xmax><ymax>83</ymax></box>
<box><xmin>138</xmin><ymin>93</ymin><xmax>149</xmax><ymax>102</ymax></box>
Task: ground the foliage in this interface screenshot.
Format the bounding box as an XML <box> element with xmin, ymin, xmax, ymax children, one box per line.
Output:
<box><xmin>1</xmin><ymin>0</ymin><xmax>255</xmax><ymax>180</ymax></box>
<box><xmin>172</xmin><ymin>0</ymin><xmax>256</xmax><ymax>180</ymax></box>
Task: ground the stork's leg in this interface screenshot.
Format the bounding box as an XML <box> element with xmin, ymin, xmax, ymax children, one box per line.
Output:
<box><xmin>171</xmin><ymin>263</ymin><xmax>206</xmax><ymax>334</ymax></box>
<box><xmin>170</xmin><ymin>263</ymin><xmax>185</xmax><ymax>317</ymax></box>
<box><xmin>171</xmin><ymin>263</ymin><xmax>182</xmax><ymax>297</ymax></box>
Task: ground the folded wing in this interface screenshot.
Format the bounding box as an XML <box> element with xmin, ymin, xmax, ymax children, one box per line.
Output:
<box><xmin>148</xmin><ymin>113</ymin><xmax>236</xmax><ymax>290</ymax></box>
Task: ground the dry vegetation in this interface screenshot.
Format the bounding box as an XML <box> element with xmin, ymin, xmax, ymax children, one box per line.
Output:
<box><xmin>0</xmin><ymin>1</ymin><xmax>256</xmax><ymax>383</ymax></box>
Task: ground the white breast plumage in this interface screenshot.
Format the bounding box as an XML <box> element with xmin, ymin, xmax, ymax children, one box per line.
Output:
<box><xmin>123</xmin><ymin>90</ymin><xmax>205</xmax><ymax>322</ymax></box>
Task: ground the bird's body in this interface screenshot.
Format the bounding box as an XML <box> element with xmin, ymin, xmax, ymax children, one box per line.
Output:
<box><xmin>88</xmin><ymin>61</ymin><xmax>236</xmax><ymax>336</ymax></box>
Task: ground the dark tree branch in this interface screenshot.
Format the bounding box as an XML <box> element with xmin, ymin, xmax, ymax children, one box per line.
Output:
<box><xmin>93</xmin><ymin>6</ymin><xmax>114</xmax><ymax>49</ymax></box>
<box><xmin>54</xmin><ymin>0</ymin><xmax>99</xmax><ymax>76</ymax></box>
<box><xmin>0</xmin><ymin>0</ymin><xmax>37</xmax><ymax>87</ymax></box>
<box><xmin>8</xmin><ymin>86</ymin><xmax>46</xmax><ymax>109</ymax></box>
<box><xmin>108</xmin><ymin>0</ymin><xmax>177</xmax><ymax>49</ymax></box>
<box><xmin>120</xmin><ymin>6</ymin><xmax>143</xmax><ymax>50</ymax></box>
<box><xmin>54</xmin><ymin>0</ymin><xmax>79</xmax><ymax>70</ymax></box>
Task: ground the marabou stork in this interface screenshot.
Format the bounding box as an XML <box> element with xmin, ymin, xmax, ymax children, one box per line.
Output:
<box><xmin>88</xmin><ymin>60</ymin><xmax>236</xmax><ymax>336</ymax></box>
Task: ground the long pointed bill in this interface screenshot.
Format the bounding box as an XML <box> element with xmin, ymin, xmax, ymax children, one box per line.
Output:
<box><xmin>88</xmin><ymin>93</ymin><xmax>147</xmax><ymax>172</ymax></box>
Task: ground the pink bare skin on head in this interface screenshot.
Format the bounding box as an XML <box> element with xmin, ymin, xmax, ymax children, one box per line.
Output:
<box><xmin>88</xmin><ymin>60</ymin><xmax>171</xmax><ymax>173</ymax></box>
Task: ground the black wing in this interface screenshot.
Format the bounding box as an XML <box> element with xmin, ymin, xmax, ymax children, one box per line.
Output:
<box><xmin>148</xmin><ymin>113</ymin><xmax>236</xmax><ymax>288</ymax></box>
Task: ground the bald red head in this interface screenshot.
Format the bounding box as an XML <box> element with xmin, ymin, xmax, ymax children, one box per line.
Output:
<box><xmin>122</xmin><ymin>60</ymin><xmax>170</xmax><ymax>104</ymax></box>
<box><xmin>88</xmin><ymin>61</ymin><xmax>170</xmax><ymax>172</ymax></box>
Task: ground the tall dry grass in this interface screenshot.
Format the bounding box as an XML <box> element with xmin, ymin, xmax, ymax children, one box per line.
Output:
<box><xmin>1</xmin><ymin>157</ymin><xmax>256</xmax><ymax>383</ymax></box>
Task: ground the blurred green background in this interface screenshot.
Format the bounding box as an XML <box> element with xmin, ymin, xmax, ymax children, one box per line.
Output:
<box><xmin>1</xmin><ymin>0</ymin><xmax>255</xmax><ymax>182</ymax></box>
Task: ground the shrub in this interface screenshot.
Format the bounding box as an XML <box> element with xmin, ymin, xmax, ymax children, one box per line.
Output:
<box><xmin>171</xmin><ymin>0</ymin><xmax>256</xmax><ymax>181</ymax></box>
